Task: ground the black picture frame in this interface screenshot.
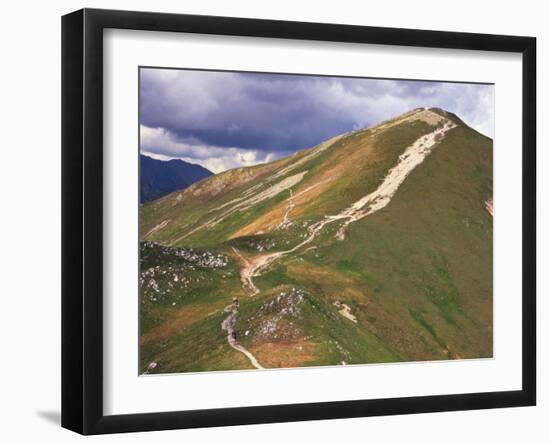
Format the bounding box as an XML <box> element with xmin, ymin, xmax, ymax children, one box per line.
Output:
<box><xmin>62</xmin><ymin>8</ymin><xmax>537</xmax><ymax>435</ymax></box>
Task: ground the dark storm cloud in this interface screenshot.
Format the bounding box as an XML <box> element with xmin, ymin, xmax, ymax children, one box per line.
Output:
<box><xmin>139</xmin><ymin>68</ymin><xmax>493</xmax><ymax>172</ymax></box>
<box><xmin>140</xmin><ymin>70</ymin><xmax>353</xmax><ymax>152</ymax></box>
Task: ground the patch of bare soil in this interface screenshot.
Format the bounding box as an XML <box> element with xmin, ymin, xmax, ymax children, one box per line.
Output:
<box><xmin>485</xmin><ymin>198</ymin><xmax>493</xmax><ymax>216</ymax></box>
<box><xmin>143</xmin><ymin>219</ymin><xmax>170</xmax><ymax>239</ymax></box>
<box><xmin>333</xmin><ymin>301</ymin><xmax>358</xmax><ymax>323</ymax></box>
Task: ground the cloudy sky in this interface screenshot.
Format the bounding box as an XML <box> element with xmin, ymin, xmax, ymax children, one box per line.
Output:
<box><xmin>140</xmin><ymin>68</ymin><xmax>494</xmax><ymax>173</ymax></box>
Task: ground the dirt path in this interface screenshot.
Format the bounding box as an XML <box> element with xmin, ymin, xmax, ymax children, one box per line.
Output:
<box><xmin>232</xmin><ymin>247</ymin><xmax>260</xmax><ymax>296</ymax></box>
<box><xmin>171</xmin><ymin>172</ymin><xmax>308</xmax><ymax>246</ymax></box>
<box><xmin>278</xmin><ymin>189</ymin><xmax>295</xmax><ymax>228</ymax></box>
<box><xmin>277</xmin><ymin>179</ymin><xmax>333</xmax><ymax>230</ymax></box>
<box><xmin>233</xmin><ymin>113</ymin><xmax>457</xmax><ymax>293</ymax></box>
<box><xmin>221</xmin><ymin>302</ymin><xmax>264</xmax><ymax>369</ymax></box>
<box><xmin>332</xmin><ymin>119</ymin><xmax>457</xmax><ymax>239</ymax></box>
<box><xmin>224</xmin><ymin>112</ymin><xmax>455</xmax><ymax>367</ymax></box>
<box><xmin>143</xmin><ymin>220</ymin><xmax>170</xmax><ymax>239</ymax></box>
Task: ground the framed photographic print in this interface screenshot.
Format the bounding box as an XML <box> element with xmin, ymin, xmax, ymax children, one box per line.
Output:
<box><xmin>61</xmin><ymin>8</ymin><xmax>536</xmax><ymax>435</ymax></box>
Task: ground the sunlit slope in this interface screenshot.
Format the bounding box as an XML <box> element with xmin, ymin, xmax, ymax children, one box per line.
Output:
<box><xmin>271</xmin><ymin>123</ymin><xmax>493</xmax><ymax>361</ymax></box>
<box><xmin>139</xmin><ymin>107</ymin><xmax>493</xmax><ymax>373</ymax></box>
<box><xmin>141</xmin><ymin>108</ymin><xmax>447</xmax><ymax>248</ymax></box>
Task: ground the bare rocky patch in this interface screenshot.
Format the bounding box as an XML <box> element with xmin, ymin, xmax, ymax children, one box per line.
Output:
<box><xmin>333</xmin><ymin>300</ymin><xmax>358</xmax><ymax>323</ymax></box>
<box><xmin>485</xmin><ymin>198</ymin><xmax>493</xmax><ymax>216</ymax></box>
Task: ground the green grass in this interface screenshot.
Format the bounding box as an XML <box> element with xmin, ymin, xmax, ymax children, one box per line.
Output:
<box><xmin>138</xmin><ymin>111</ymin><xmax>493</xmax><ymax>373</ymax></box>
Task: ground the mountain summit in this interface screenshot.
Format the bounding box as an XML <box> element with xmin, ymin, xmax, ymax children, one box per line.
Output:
<box><xmin>139</xmin><ymin>108</ymin><xmax>493</xmax><ymax>373</ymax></box>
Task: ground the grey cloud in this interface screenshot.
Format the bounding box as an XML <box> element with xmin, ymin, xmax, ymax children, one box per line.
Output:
<box><xmin>140</xmin><ymin>68</ymin><xmax>493</xmax><ymax>171</ymax></box>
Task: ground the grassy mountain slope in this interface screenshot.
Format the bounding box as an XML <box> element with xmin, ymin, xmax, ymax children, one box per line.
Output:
<box><xmin>139</xmin><ymin>107</ymin><xmax>493</xmax><ymax>374</ymax></box>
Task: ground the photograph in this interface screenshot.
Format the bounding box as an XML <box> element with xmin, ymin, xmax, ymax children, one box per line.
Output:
<box><xmin>138</xmin><ymin>68</ymin><xmax>494</xmax><ymax>375</ymax></box>
<box><xmin>1</xmin><ymin>0</ymin><xmax>544</xmax><ymax>439</ymax></box>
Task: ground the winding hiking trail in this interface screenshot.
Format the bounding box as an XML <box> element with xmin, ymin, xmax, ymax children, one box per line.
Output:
<box><xmin>221</xmin><ymin>301</ymin><xmax>264</xmax><ymax>369</ymax></box>
<box><xmin>170</xmin><ymin>171</ymin><xmax>308</xmax><ymax>246</ymax></box>
<box><xmin>278</xmin><ymin>189</ymin><xmax>295</xmax><ymax>229</ymax></box>
<box><xmin>232</xmin><ymin>115</ymin><xmax>457</xmax><ymax>295</ymax></box>
<box><xmin>223</xmin><ymin>110</ymin><xmax>456</xmax><ymax>369</ymax></box>
<box><xmin>232</xmin><ymin>247</ymin><xmax>260</xmax><ymax>296</ymax></box>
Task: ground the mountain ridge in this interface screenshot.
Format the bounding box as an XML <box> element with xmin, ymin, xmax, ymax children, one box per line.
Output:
<box><xmin>140</xmin><ymin>154</ymin><xmax>213</xmax><ymax>204</ymax></box>
<box><xmin>139</xmin><ymin>107</ymin><xmax>493</xmax><ymax>374</ymax></box>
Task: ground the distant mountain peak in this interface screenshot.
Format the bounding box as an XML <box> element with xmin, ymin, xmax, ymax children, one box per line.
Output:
<box><xmin>140</xmin><ymin>154</ymin><xmax>213</xmax><ymax>204</ymax></box>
